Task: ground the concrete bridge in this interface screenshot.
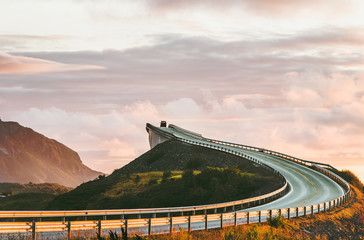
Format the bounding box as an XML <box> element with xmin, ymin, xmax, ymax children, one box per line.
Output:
<box><xmin>0</xmin><ymin>122</ymin><xmax>351</xmax><ymax>239</ymax></box>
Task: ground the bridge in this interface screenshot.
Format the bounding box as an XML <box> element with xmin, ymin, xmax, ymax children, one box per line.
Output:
<box><xmin>0</xmin><ymin>122</ymin><xmax>351</xmax><ymax>239</ymax></box>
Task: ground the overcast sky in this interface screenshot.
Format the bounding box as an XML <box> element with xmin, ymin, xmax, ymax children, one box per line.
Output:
<box><xmin>1</xmin><ymin>0</ymin><xmax>364</xmax><ymax>180</ymax></box>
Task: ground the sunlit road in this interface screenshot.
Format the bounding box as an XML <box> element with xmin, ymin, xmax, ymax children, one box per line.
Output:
<box><xmin>160</xmin><ymin>126</ymin><xmax>344</xmax><ymax>210</ymax></box>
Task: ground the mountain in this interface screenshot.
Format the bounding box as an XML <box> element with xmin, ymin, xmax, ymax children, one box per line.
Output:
<box><xmin>0</xmin><ymin>119</ymin><xmax>102</xmax><ymax>187</ymax></box>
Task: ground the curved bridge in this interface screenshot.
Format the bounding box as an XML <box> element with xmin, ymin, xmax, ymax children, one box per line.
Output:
<box><xmin>0</xmin><ymin>122</ymin><xmax>351</xmax><ymax>239</ymax></box>
<box><xmin>146</xmin><ymin>123</ymin><xmax>348</xmax><ymax>210</ymax></box>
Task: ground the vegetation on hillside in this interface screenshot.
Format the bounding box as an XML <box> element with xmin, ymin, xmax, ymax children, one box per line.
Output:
<box><xmin>113</xmin><ymin>140</ymin><xmax>277</xmax><ymax>177</ymax></box>
<box><xmin>47</xmin><ymin>168</ymin><xmax>279</xmax><ymax>210</ymax></box>
<box><xmin>0</xmin><ymin>182</ymin><xmax>72</xmax><ymax>210</ymax></box>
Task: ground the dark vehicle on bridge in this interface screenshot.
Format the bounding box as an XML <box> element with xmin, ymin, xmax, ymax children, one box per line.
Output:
<box><xmin>160</xmin><ymin>121</ymin><xmax>167</xmax><ymax>127</ymax></box>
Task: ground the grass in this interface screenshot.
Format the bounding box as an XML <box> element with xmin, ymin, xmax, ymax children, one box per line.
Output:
<box><xmin>0</xmin><ymin>182</ymin><xmax>72</xmax><ymax>210</ymax></box>
<box><xmin>46</xmin><ymin>167</ymin><xmax>277</xmax><ymax>210</ymax></box>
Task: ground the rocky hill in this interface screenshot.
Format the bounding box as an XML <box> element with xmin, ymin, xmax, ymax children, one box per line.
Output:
<box><xmin>0</xmin><ymin>119</ymin><xmax>102</xmax><ymax>187</ymax></box>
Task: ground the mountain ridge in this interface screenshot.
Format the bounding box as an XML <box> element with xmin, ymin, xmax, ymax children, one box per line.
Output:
<box><xmin>0</xmin><ymin>119</ymin><xmax>102</xmax><ymax>187</ymax></box>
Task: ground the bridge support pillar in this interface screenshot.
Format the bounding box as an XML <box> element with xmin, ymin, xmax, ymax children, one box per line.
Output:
<box><xmin>311</xmin><ymin>206</ymin><xmax>314</xmax><ymax>216</ymax></box>
<box><xmin>287</xmin><ymin>208</ymin><xmax>290</xmax><ymax>219</ymax></box>
<box><xmin>258</xmin><ymin>211</ymin><xmax>261</xmax><ymax>223</ymax></box>
<box><xmin>247</xmin><ymin>212</ymin><xmax>250</xmax><ymax>225</ymax></box>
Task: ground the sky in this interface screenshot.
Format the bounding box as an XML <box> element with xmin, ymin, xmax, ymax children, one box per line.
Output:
<box><xmin>1</xmin><ymin>0</ymin><xmax>364</xmax><ymax>180</ymax></box>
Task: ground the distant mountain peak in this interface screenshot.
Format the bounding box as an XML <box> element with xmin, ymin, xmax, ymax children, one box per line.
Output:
<box><xmin>0</xmin><ymin>120</ymin><xmax>102</xmax><ymax>187</ymax></box>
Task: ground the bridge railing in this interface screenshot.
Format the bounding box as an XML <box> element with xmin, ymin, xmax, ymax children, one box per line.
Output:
<box><xmin>205</xmin><ymin>138</ymin><xmax>336</xmax><ymax>170</ymax></box>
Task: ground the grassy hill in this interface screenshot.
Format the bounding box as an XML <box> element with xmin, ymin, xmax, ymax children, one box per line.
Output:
<box><xmin>46</xmin><ymin>140</ymin><xmax>283</xmax><ymax>210</ymax></box>
<box><xmin>47</xmin><ymin>168</ymin><xmax>280</xmax><ymax>210</ymax></box>
<box><xmin>0</xmin><ymin>182</ymin><xmax>72</xmax><ymax>210</ymax></box>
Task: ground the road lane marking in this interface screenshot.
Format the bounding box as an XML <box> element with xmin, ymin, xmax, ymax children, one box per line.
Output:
<box><xmin>247</xmin><ymin>151</ymin><xmax>318</xmax><ymax>207</ymax></box>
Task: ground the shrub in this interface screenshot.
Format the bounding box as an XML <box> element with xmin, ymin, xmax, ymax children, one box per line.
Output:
<box><xmin>185</xmin><ymin>156</ymin><xmax>202</xmax><ymax>170</ymax></box>
<box><xmin>268</xmin><ymin>215</ymin><xmax>286</xmax><ymax>228</ymax></box>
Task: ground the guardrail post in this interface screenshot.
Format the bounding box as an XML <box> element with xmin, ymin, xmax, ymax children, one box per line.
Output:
<box><xmin>287</xmin><ymin>208</ymin><xmax>290</xmax><ymax>219</ymax></box>
<box><xmin>234</xmin><ymin>212</ymin><xmax>237</xmax><ymax>226</ymax></box>
<box><xmin>67</xmin><ymin>221</ymin><xmax>71</xmax><ymax>240</ymax></box>
<box><xmin>247</xmin><ymin>212</ymin><xmax>250</xmax><ymax>225</ymax></box>
<box><xmin>188</xmin><ymin>216</ymin><xmax>191</xmax><ymax>233</ymax></box>
<box><xmin>220</xmin><ymin>213</ymin><xmax>224</xmax><ymax>228</ymax></box>
<box><xmin>169</xmin><ymin>217</ymin><xmax>173</xmax><ymax>234</ymax></box>
<box><xmin>98</xmin><ymin>219</ymin><xmax>102</xmax><ymax>237</ymax></box>
<box><xmin>124</xmin><ymin>219</ymin><xmax>128</xmax><ymax>237</ymax></box>
<box><xmin>31</xmin><ymin>221</ymin><xmax>36</xmax><ymax>240</ymax></box>
<box><xmin>269</xmin><ymin>210</ymin><xmax>272</xmax><ymax>220</ymax></box>
<box><xmin>258</xmin><ymin>211</ymin><xmax>261</xmax><ymax>223</ymax></box>
<box><xmin>304</xmin><ymin>206</ymin><xmax>306</xmax><ymax>216</ymax></box>
<box><xmin>205</xmin><ymin>214</ymin><xmax>208</xmax><ymax>230</ymax></box>
<box><xmin>148</xmin><ymin>218</ymin><xmax>152</xmax><ymax>236</ymax></box>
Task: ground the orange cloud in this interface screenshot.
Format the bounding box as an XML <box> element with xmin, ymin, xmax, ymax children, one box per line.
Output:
<box><xmin>0</xmin><ymin>52</ymin><xmax>105</xmax><ymax>74</ymax></box>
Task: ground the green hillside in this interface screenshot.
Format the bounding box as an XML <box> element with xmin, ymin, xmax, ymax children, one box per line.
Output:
<box><xmin>46</xmin><ymin>140</ymin><xmax>283</xmax><ymax>210</ymax></box>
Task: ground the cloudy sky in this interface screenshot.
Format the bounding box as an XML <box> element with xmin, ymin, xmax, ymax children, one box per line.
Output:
<box><xmin>1</xmin><ymin>0</ymin><xmax>364</xmax><ymax>180</ymax></box>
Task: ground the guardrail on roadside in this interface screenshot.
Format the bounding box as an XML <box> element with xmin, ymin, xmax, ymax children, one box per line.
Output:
<box><xmin>0</xmin><ymin>189</ymin><xmax>351</xmax><ymax>240</ymax></box>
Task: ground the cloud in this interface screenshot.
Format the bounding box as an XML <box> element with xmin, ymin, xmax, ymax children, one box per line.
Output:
<box><xmin>0</xmin><ymin>52</ymin><xmax>105</xmax><ymax>74</ymax></box>
<box><xmin>147</xmin><ymin>0</ymin><xmax>353</xmax><ymax>17</ymax></box>
<box><xmin>1</xmin><ymin>28</ymin><xmax>363</xmax><ymax>180</ymax></box>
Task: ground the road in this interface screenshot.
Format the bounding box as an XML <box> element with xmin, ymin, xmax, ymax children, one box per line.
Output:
<box><xmin>159</xmin><ymin>125</ymin><xmax>345</xmax><ymax>210</ymax></box>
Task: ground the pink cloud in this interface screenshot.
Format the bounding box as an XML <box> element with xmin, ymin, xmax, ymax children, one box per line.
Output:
<box><xmin>0</xmin><ymin>52</ymin><xmax>105</xmax><ymax>74</ymax></box>
<box><xmin>148</xmin><ymin>0</ymin><xmax>353</xmax><ymax>17</ymax></box>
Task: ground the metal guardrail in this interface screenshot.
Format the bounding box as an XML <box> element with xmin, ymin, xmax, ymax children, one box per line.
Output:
<box><xmin>206</xmin><ymin>138</ymin><xmax>337</xmax><ymax>170</ymax></box>
<box><xmin>0</xmin><ymin>124</ymin><xmax>352</xmax><ymax>239</ymax></box>
<box><xmin>0</xmin><ymin>192</ymin><xmax>351</xmax><ymax>239</ymax></box>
